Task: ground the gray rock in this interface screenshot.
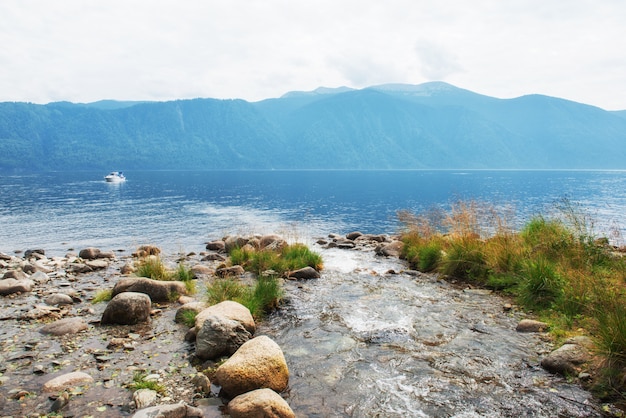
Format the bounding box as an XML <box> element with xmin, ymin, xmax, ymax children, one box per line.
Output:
<box><xmin>43</xmin><ymin>293</ymin><xmax>74</xmax><ymax>306</ymax></box>
<box><xmin>42</xmin><ymin>371</ymin><xmax>93</xmax><ymax>392</ymax></box>
<box><xmin>376</xmin><ymin>240</ymin><xmax>404</xmax><ymax>257</ymax></box>
<box><xmin>2</xmin><ymin>270</ymin><xmax>28</xmax><ymax>280</ymax></box>
<box><xmin>40</xmin><ymin>317</ymin><xmax>88</xmax><ymax>336</ymax></box>
<box><xmin>79</xmin><ymin>247</ymin><xmax>101</xmax><ymax>260</ymax></box>
<box><xmin>101</xmin><ymin>292</ymin><xmax>152</xmax><ymax>325</ymax></box>
<box><xmin>346</xmin><ymin>231</ymin><xmax>363</xmax><ymax>240</ymax></box>
<box><xmin>288</xmin><ymin>266</ymin><xmax>320</xmax><ymax>280</ymax></box>
<box><xmin>195</xmin><ymin>314</ymin><xmax>251</xmax><ymax>360</ymax></box>
<box><xmin>132</xmin><ymin>403</ymin><xmax>203</xmax><ymax>418</ymax></box>
<box><xmin>112</xmin><ymin>277</ymin><xmax>188</xmax><ymax>302</ymax></box>
<box><xmin>30</xmin><ymin>270</ymin><xmax>50</xmax><ymax>284</ymax></box>
<box><xmin>541</xmin><ymin>342</ymin><xmax>590</xmax><ymax>375</ymax></box>
<box><xmin>195</xmin><ymin>300</ymin><xmax>256</xmax><ymax>334</ymax></box>
<box><xmin>516</xmin><ymin>319</ymin><xmax>549</xmax><ymax>333</ymax></box>
<box><xmin>191</xmin><ymin>373</ymin><xmax>211</xmax><ymax>395</ymax></box>
<box><xmin>133</xmin><ymin>388</ymin><xmax>157</xmax><ymax>409</ymax></box>
<box><xmin>175</xmin><ymin>301</ymin><xmax>207</xmax><ymax>324</ymax></box>
<box><xmin>0</xmin><ymin>278</ymin><xmax>34</xmax><ymax>295</ymax></box>
<box><xmin>216</xmin><ymin>265</ymin><xmax>245</xmax><ymax>277</ymax></box>
<box><xmin>205</xmin><ymin>240</ymin><xmax>226</xmax><ymax>252</ymax></box>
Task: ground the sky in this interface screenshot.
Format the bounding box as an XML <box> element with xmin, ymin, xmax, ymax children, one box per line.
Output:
<box><xmin>1</xmin><ymin>0</ymin><xmax>625</xmax><ymax>110</ymax></box>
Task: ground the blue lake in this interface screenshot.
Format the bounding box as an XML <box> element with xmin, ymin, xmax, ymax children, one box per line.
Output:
<box><xmin>1</xmin><ymin>170</ymin><xmax>625</xmax><ymax>256</ymax></box>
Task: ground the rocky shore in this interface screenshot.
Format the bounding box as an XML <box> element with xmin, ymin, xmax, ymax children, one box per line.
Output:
<box><xmin>0</xmin><ymin>232</ymin><xmax>608</xmax><ymax>417</ymax></box>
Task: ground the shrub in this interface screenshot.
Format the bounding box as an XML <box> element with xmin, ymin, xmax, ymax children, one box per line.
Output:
<box><xmin>281</xmin><ymin>243</ymin><xmax>323</xmax><ymax>271</ymax></box>
<box><xmin>92</xmin><ymin>289</ymin><xmax>112</xmax><ymax>304</ymax></box>
<box><xmin>417</xmin><ymin>241</ymin><xmax>443</xmax><ymax>272</ymax></box>
<box><xmin>205</xmin><ymin>276</ymin><xmax>283</xmax><ymax>320</ymax></box>
<box><xmin>206</xmin><ymin>279</ymin><xmax>247</xmax><ymax>305</ymax></box>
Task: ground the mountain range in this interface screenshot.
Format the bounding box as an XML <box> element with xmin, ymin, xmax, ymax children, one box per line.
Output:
<box><xmin>0</xmin><ymin>81</ymin><xmax>624</xmax><ymax>172</ymax></box>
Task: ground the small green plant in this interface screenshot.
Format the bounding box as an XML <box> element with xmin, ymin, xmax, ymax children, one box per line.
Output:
<box><xmin>417</xmin><ymin>241</ymin><xmax>443</xmax><ymax>272</ymax></box>
<box><xmin>178</xmin><ymin>310</ymin><xmax>198</xmax><ymax>328</ymax></box>
<box><xmin>128</xmin><ymin>371</ymin><xmax>166</xmax><ymax>395</ymax></box>
<box><xmin>439</xmin><ymin>239</ymin><xmax>487</xmax><ymax>282</ymax></box>
<box><xmin>91</xmin><ymin>289</ymin><xmax>112</xmax><ymax>304</ymax></box>
<box><xmin>205</xmin><ymin>276</ymin><xmax>284</xmax><ymax>319</ymax></box>
<box><xmin>206</xmin><ymin>279</ymin><xmax>247</xmax><ymax>305</ymax></box>
<box><xmin>173</xmin><ymin>262</ymin><xmax>195</xmax><ymax>282</ymax></box>
<box><xmin>136</xmin><ymin>256</ymin><xmax>169</xmax><ymax>280</ymax></box>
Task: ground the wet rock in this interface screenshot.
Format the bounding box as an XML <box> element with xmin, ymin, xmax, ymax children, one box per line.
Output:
<box><xmin>191</xmin><ymin>373</ymin><xmax>211</xmax><ymax>395</ymax></box>
<box><xmin>112</xmin><ymin>277</ymin><xmax>188</xmax><ymax>302</ymax></box>
<box><xmin>21</xmin><ymin>304</ymin><xmax>61</xmax><ymax>320</ymax></box>
<box><xmin>133</xmin><ymin>388</ymin><xmax>158</xmax><ymax>409</ymax></box>
<box><xmin>206</xmin><ymin>240</ymin><xmax>226</xmax><ymax>252</ymax></box>
<box><xmin>120</xmin><ymin>263</ymin><xmax>135</xmax><ymax>274</ymax></box>
<box><xmin>259</xmin><ymin>234</ymin><xmax>286</xmax><ymax>250</ymax></box>
<box><xmin>85</xmin><ymin>259</ymin><xmax>110</xmax><ymax>270</ymax></box>
<box><xmin>79</xmin><ymin>247</ymin><xmax>101</xmax><ymax>260</ymax></box>
<box><xmin>201</xmin><ymin>253</ymin><xmax>226</xmax><ymax>262</ymax></box>
<box><xmin>541</xmin><ymin>337</ymin><xmax>593</xmax><ymax>376</ymax></box>
<box><xmin>224</xmin><ymin>236</ymin><xmax>249</xmax><ymax>253</ymax></box>
<box><xmin>216</xmin><ymin>265</ymin><xmax>246</xmax><ymax>277</ymax></box>
<box><xmin>2</xmin><ymin>270</ymin><xmax>28</xmax><ymax>280</ymax></box>
<box><xmin>346</xmin><ymin>231</ymin><xmax>363</xmax><ymax>240</ymax></box>
<box><xmin>190</xmin><ymin>264</ymin><xmax>212</xmax><ymax>276</ymax></box>
<box><xmin>0</xmin><ymin>278</ymin><xmax>34</xmax><ymax>295</ymax></box>
<box><xmin>215</xmin><ymin>335</ymin><xmax>289</xmax><ymax>398</ymax></box>
<box><xmin>49</xmin><ymin>391</ymin><xmax>70</xmax><ymax>412</ymax></box>
<box><xmin>132</xmin><ymin>245</ymin><xmax>161</xmax><ymax>258</ymax></box>
<box><xmin>195</xmin><ymin>314</ymin><xmax>252</xmax><ymax>360</ymax></box>
<box><xmin>40</xmin><ymin>317</ymin><xmax>88</xmax><ymax>336</ymax></box>
<box><xmin>30</xmin><ymin>270</ymin><xmax>50</xmax><ymax>284</ymax></box>
<box><xmin>288</xmin><ymin>266</ymin><xmax>320</xmax><ymax>280</ymax></box>
<box><xmin>132</xmin><ymin>403</ymin><xmax>203</xmax><ymax>418</ymax></box>
<box><xmin>43</xmin><ymin>293</ymin><xmax>74</xmax><ymax>306</ymax></box>
<box><xmin>195</xmin><ymin>300</ymin><xmax>256</xmax><ymax>334</ymax></box>
<box><xmin>24</xmin><ymin>249</ymin><xmax>45</xmax><ymax>258</ymax></box>
<box><xmin>376</xmin><ymin>240</ymin><xmax>404</xmax><ymax>257</ymax></box>
<box><xmin>228</xmin><ymin>388</ymin><xmax>295</xmax><ymax>418</ymax></box>
<box><xmin>516</xmin><ymin>319</ymin><xmax>549</xmax><ymax>333</ymax></box>
<box><xmin>101</xmin><ymin>292</ymin><xmax>152</xmax><ymax>325</ymax></box>
<box><xmin>335</xmin><ymin>239</ymin><xmax>356</xmax><ymax>249</ymax></box>
<box><xmin>0</xmin><ymin>252</ymin><xmax>12</xmax><ymax>261</ymax></box>
<box><xmin>175</xmin><ymin>301</ymin><xmax>207</xmax><ymax>324</ymax></box>
<box><xmin>67</xmin><ymin>263</ymin><xmax>93</xmax><ymax>274</ymax></box>
<box><xmin>42</xmin><ymin>371</ymin><xmax>94</xmax><ymax>392</ymax></box>
<box><xmin>96</xmin><ymin>250</ymin><xmax>116</xmax><ymax>259</ymax></box>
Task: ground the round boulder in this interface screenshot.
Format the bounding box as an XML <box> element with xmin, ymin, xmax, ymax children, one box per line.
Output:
<box><xmin>228</xmin><ymin>388</ymin><xmax>295</xmax><ymax>418</ymax></box>
<box><xmin>0</xmin><ymin>278</ymin><xmax>34</xmax><ymax>295</ymax></box>
<box><xmin>288</xmin><ymin>266</ymin><xmax>320</xmax><ymax>280</ymax></box>
<box><xmin>79</xmin><ymin>247</ymin><xmax>101</xmax><ymax>260</ymax></box>
<box><xmin>195</xmin><ymin>314</ymin><xmax>252</xmax><ymax>360</ymax></box>
<box><xmin>42</xmin><ymin>371</ymin><xmax>93</xmax><ymax>392</ymax></box>
<box><xmin>215</xmin><ymin>335</ymin><xmax>289</xmax><ymax>398</ymax></box>
<box><xmin>101</xmin><ymin>292</ymin><xmax>151</xmax><ymax>325</ymax></box>
<box><xmin>195</xmin><ymin>300</ymin><xmax>256</xmax><ymax>334</ymax></box>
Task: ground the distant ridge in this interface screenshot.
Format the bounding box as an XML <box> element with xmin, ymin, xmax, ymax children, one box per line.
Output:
<box><xmin>0</xmin><ymin>82</ymin><xmax>625</xmax><ymax>172</ymax></box>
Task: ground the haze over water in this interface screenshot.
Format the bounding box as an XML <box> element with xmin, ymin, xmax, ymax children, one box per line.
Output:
<box><xmin>1</xmin><ymin>170</ymin><xmax>624</xmax><ymax>256</ymax></box>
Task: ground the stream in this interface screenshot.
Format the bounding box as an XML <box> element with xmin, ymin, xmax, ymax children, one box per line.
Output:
<box><xmin>260</xmin><ymin>245</ymin><xmax>602</xmax><ymax>417</ymax></box>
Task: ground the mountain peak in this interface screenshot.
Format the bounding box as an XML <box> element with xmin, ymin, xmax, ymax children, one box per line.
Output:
<box><xmin>281</xmin><ymin>86</ymin><xmax>355</xmax><ymax>99</ymax></box>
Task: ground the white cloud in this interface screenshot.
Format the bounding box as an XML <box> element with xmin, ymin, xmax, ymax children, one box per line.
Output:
<box><xmin>0</xmin><ymin>0</ymin><xmax>625</xmax><ymax>109</ymax></box>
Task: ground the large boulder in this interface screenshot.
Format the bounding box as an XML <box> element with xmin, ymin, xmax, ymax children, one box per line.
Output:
<box><xmin>228</xmin><ymin>388</ymin><xmax>295</xmax><ymax>418</ymax></box>
<box><xmin>112</xmin><ymin>277</ymin><xmax>188</xmax><ymax>302</ymax></box>
<box><xmin>101</xmin><ymin>292</ymin><xmax>152</xmax><ymax>325</ymax></box>
<box><xmin>0</xmin><ymin>278</ymin><xmax>34</xmax><ymax>295</ymax></box>
<box><xmin>206</xmin><ymin>240</ymin><xmax>226</xmax><ymax>252</ymax></box>
<box><xmin>215</xmin><ymin>336</ymin><xmax>289</xmax><ymax>398</ymax></box>
<box><xmin>195</xmin><ymin>314</ymin><xmax>252</xmax><ymax>360</ymax></box>
<box><xmin>195</xmin><ymin>300</ymin><xmax>256</xmax><ymax>334</ymax></box>
<box><xmin>40</xmin><ymin>317</ymin><xmax>88</xmax><ymax>336</ymax></box>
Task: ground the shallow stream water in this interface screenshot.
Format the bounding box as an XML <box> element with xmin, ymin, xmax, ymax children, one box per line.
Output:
<box><xmin>260</xmin><ymin>246</ymin><xmax>602</xmax><ymax>417</ymax></box>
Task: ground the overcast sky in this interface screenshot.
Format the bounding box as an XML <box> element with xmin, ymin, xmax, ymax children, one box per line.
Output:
<box><xmin>1</xmin><ymin>0</ymin><xmax>625</xmax><ymax>110</ymax></box>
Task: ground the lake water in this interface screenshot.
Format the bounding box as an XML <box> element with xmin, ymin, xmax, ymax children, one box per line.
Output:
<box><xmin>1</xmin><ymin>170</ymin><xmax>625</xmax><ymax>256</ymax></box>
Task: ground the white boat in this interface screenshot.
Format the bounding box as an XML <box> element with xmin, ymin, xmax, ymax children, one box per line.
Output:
<box><xmin>104</xmin><ymin>171</ymin><xmax>126</xmax><ymax>182</ymax></box>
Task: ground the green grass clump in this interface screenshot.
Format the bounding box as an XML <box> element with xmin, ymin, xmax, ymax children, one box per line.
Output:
<box><xmin>91</xmin><ymin>289</ymin><xmax>112</xmax><ymax>303</ymax></box>
<box><xmin>399</xmin><ymin>199</ymin><xmax>626</xmax><ymax>401</ymax></box>
<box><xmin>128</xmin><ymin>371</ymin><xmax>166</xmax><ymax>395</ymax></box>
<box><xmin>205</xmin><ymin>276</ymin><xmax>284</xmax><ymax>320</ymax></box>
<box><xmin>134</xmin><ymin>256</ymin><xmax>196</xmax><ymax>294</ymax></box>
<box><xmin>228</xmin><ymin>242</ymin><xmax>323</xmax><ymax>276</ymax></box>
